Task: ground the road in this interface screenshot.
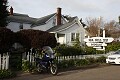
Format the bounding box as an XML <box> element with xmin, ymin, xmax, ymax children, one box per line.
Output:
<box><xmin>6</xmin><ymin>65</ymin><xmax>120</xmax><ymax>80</ymax></box>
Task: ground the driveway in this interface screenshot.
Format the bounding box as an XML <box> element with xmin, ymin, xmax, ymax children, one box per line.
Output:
<box><xmin>6</xmin><ymin>65</ymin><xmax>120</xmax><ymax>80</ymax></box>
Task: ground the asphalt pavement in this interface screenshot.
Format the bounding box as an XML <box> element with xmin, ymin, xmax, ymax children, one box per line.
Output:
<box><xmin>5</xmin><ymin>65</ymin><xmax>120</xmax><ymax>80</ymax></box>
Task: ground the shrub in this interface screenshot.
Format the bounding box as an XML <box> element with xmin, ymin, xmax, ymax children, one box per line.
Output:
<box><xmin>22</xmin><ymin>60</ymin><xmax>37</xmax><ymax>73</ymax></box>
<box><xmin>84</xmin><ymin>47</ymin><xmax>96</xmax><ymax>54</ymax></box>
<box><xmin>54</xmin><ymin>44</ymin><xmax>82</xmax><ymax>56</ymax></box>
<box><xmin>96</xmin><ymin>56</ymin><xmax>106</xmax><ymax>63</ymax></box>
<box><xmin>75</xmin><ymin>59</ymin><xmax>90</xmax><ymax>66</ymax></box>
<box><xmin>58</xmin><ymin>59</ymin><xmax>90</xmax><ymax>69</ymax></box>
<box><xmin>22</xmin><ymin>60</ymin><xmax>31</xmax><ymax>72</ymax></box>
<box><xmin>9</xmin><ymin>52</ymin><xmax>22</xmax><ymax>71</ymax></box>
<box><xmin>16</xmin><ymin>29</ymin><xmax>57</xmax><ymax>49</ymax></box>
<box><xmin>75</xmin><ymin>59</ymin><xmax>89</xmax><ymax>67</ymax></box>
<box><xmin>0</xmin><ymin>70</ymin><xmax>16</xmax><ymax>79</ymax></box>
<box><xmin>106</xmin><ymin>42</ymin><xmax>120</xmax><ymax>52</ymax></box>
<box><xmin>57</xmin><ymin>56</ymin><xmax>107</xmax><ymax>69</ymax></box>
<box><xmin>86</xmin><ymin>58</ymin><xmax>97</xmax><ymax>64</ymax></box>
<box><xmin>67</xmin><ymin>59</ymin><xmax>75</xmax><ymax>67</ymax></box>
<box><xmin>0</xmin><ymin>28</ymin><xmax>15</xmax><ymax>53</ymax></box>
<box><xmin>57</xmin><ymin>60</ymin><xmax>69</xmax><ymax>68</ymax></box>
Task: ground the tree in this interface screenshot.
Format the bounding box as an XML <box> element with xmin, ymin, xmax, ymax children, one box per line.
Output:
<box><xmin>85</xmin><ymin>17</ymin><xmax>104</xmax><ymax>36</ymax></box>
<box><xmin>104</xmin><ymin>20</ymin><xmax>117</xmax><ymax>37</ymax></box>
<box><xmin>0</xmin><ymin>0</ymin><xmax>9</xmax><ymax>27</ymax></box>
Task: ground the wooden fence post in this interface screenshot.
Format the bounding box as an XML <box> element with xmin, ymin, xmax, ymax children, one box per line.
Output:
<box><xmin>30</xmin><ymin>52</ymin><xmax>32</xmax><ymax>63</ymax></box>
<box><xmin>6</xmin><ymin>52</ymin><xmax>9</xmax><ymax>69</ymax></box>
<box><xmin>2</xmin><ymin>53</ymin><xmax>5</xmax><ymax>69</ymax></box>
<box><xmin>27</xmin><ymin>52</ymin><xmax>30</xmax><ymax>61</ymax></box>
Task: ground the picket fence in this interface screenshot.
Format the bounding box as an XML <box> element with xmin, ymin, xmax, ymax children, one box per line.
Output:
<box><xmin>25</xmin><ymin>52</ymin><xmax>109</xmax><ymax>63</ymax></box>
<box><xmin>55</xmin><ymin>54</ymin><xmax>108</xmax><ymax>62</ymax></box>
<box><xmin>0</xmin><ymin>53</ymin><xmax>9</xmax><ymax>70</ymax></box>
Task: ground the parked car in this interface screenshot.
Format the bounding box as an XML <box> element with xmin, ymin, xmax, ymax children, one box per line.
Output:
<box><xmin>106</xmin><ymin>50</ymin><xmax>120</xmax><ymax>64</ymax></box>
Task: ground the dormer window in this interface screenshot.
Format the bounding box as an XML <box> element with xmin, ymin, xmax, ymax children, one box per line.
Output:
<box><xmin>19</xmin><ymin>23</ymin><xmax>23</xmax><ymax>30</ymax></box>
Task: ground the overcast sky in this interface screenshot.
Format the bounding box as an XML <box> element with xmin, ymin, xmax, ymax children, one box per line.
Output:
<box><xmin>8</xmin><ymin>0</ymin><xmax>120</xmax><ymax>22</ymax></box>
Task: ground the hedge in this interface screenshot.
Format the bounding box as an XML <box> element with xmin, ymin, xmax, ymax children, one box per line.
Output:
<box><xmin>16</xmin><ymin>29</ymin><xmax>57</xmax><ymax>49</ymax></box>
<box><xmin>0</xmin><ymin>27</ymin><xmax>15</xmax><ymax>53</ymax></box>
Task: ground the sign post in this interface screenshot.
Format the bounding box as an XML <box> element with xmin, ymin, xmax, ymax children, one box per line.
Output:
<box><xmin>84</xmin><ymin>29</ymin><xmax>114</xmax><ymax>50</ymax></box>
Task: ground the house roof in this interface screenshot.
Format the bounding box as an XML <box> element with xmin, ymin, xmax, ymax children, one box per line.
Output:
<box><xmin>31</xmin><ymin>13</ymin><xmax>56</xmax><ymax>27</ymax></box>
<box><xmin>47</xmin><ymin>17</ymin><xmax>78</xmax><ymax>32</ymax></box>
<box><xmin>7</xmin><ymin>13</ymin><xmax>57</xmax><ymax>27</ymax></box>
<box><xmin>7</xmin><ymin>13</ymin><xmax>37</xmax><ymax>24</ymax></box>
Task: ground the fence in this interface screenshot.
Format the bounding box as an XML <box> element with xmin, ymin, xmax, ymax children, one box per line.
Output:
<box><xmin>0</xmin><ymin>53</ymin><xmax>9</xmax><ymax>70</ymax></box>
<box><xmin>55</xmin><ymin>54</ymin><xmax>108</xmax><ymax>62</ymax></box>
<box><xmin>23</xmin><ymin>52</ymin><xmax>108</xmax><ymax>63</ymax></box>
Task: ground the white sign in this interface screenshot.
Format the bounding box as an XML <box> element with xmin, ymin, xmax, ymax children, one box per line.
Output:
<box><xmin>84</xmin><ymin>29</ymin><xmax>114</xmax><ymax>50</ymax></box>
<box><xmin>93</xmin><ymin>46</ymin><xmax>102</xmax><ymax>49</ymax></box>
<box><xmin>96</xmin><ymin>46</ymin><xmax>105</xmax><ymax>50</ymax></box>
<box><xmin>84</xmin><ymin>37</ymin><xmax>114</xmax><ymax>43</ymax></box>
<box><xmin>86</xmin><ymin>43</ymin><xmax>107</xmax><ymax>47</ymax></box>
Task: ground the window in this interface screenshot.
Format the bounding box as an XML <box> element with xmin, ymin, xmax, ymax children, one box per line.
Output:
<box><xmin>76</xmin><ymin>33</ymin><xmax>79</xmax><ymax>40</ymax></box>
<box><xmin>71</xmin><ymin>33</ymin><xmax>80</xmax><ymax>41</ymax></box>
<box><xmin>19</xmin><ymin>23</ymin><xmax>23</xmax><ymax>30</ymax></box>
<box><xmin>53</xmin><ymin>19</ymin><xmax>56</xmax><ymax>26</ymax></box>
<box><xmin>71</xmin><ymin>33</ymin><xmax>75</xmax><ymax>41</ymax></box>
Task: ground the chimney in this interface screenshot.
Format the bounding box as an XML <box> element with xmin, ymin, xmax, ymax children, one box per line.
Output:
<box><xmin>10</xmin><ymin>6</ymin><xmax>13</xmax><ymax>15</ymax></box>
<box><xmin>56</xmin><ymin>7</ymin><xmax>61</xmax><ymax>26</ymax></box>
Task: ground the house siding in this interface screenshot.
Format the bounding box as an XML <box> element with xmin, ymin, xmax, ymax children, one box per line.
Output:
<box><xmin>57</xmin><ymin>23</ymin><xmax>85</xmax><ymax>45</ymax></box>
<box><xmin>7</xmin><ymin>22</ymin><xmax>31</xmax><ymax>32</ymax></box>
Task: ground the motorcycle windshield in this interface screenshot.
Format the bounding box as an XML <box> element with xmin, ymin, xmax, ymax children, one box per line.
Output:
<box><xmin>43</xmin><ymin>46</ymin><xmax>54</xmax><ymax>58</ymax></box>
<box><xmin>43</xmin><ymin>46</ymin><xmax>54</xmax><ymax>54</ymax></box>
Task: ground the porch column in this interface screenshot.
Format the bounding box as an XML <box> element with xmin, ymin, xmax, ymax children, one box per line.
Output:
<box><xmin>64</xmin><ymin>33</ymin><xmax>67</xmax><ymax>44</ymax></box>
<box><xmin>55</xmin><ymin>33</ymin><xmax>58</xmax><ymax>43</ymax></box>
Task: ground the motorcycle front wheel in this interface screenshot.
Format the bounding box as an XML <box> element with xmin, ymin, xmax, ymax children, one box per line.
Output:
<box><xmin>50</xmin><ymin>63</ymin><xmax>58</xmax><ymax>75</ymax></box>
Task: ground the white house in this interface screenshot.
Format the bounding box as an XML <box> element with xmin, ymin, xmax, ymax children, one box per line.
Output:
<box><xmin>7</xmin><ymin>7</ymin><xmax>37</xmax><ymax>32</ymax></box>
<box><xmin>7</xmin><ymin>7</ymin><xmax>88</xmax><ymax>46</ymax></box>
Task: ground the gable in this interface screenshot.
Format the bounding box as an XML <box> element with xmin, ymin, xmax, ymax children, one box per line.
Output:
<box><xmin>32</xmin><ymin>14</ymin><xmax>69</xmax><ymax>31</ymax></box>
<box><xmin>58</xmin><ymin>23</ymin><xmax>85</xmax><ymax>34</ymax></box>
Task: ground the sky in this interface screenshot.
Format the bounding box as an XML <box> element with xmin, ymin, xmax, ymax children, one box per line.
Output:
<box><xmin>8</xmin><ymin>0</ymin><xmax>120</xmax><ymax>22</ymax></box>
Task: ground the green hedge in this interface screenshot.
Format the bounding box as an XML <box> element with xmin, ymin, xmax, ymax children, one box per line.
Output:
<box><xmin>54</xmin><ymin>44</ymin><xmax>105</xmax><ymax>56</ymax></box>
<box><xmin>22</xmin><ymin>60</ymin><xmax>36</xmax><ymax>72</ymax></box>
<box><xmin>57</xmin><ymin>56</ymin><xmax>106</xmax><ymax>69</ymax></box>
<box><xmin>54</xmin><ymin>44</ymin><xmax>82</xmax><ymax>56</ymax></box>
<box><xmin>96</xmin><ymin>56</ymin><xmax>106</xmax><ymax>63</ymax></box>
<box><xmin>0</xmin><ymin>70</ymin><xmax>16</xmax><ymax>79</ymax></box>
<box><xmin>16</xmin><ymin>29</ymin><xmax>57</xmax><ymax>49</ymax></box>
<box><xmin>106</xmin><ymin>42</ymin><xmax>120</xmax><ymax>52</ymax></box>
<box><xmin>22</xmin><ymin>60</ymin><xmax>31</xmax><ymax>72</ymax></box>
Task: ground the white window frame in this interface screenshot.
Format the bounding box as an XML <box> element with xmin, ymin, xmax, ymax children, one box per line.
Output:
<box><xmin>71</xmin><ymin>33</ymin><xmax>80</xmax><ymax>41</ymax></box>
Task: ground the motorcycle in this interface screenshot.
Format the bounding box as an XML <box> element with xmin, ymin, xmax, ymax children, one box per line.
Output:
<box><xmin>35</xmin><ymin>46</ymin><xmax>58</xmax><ymax>75</ymax></box>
